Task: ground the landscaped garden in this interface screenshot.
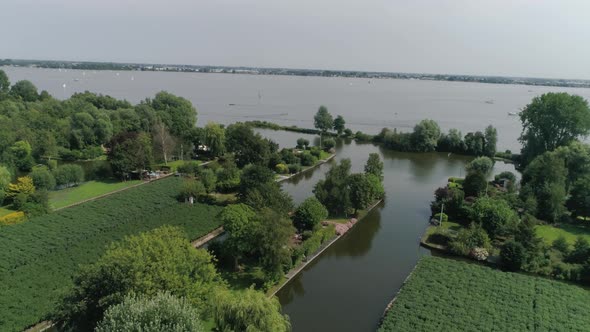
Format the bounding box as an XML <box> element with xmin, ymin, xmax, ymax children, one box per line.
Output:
<box><xmin>379</xmin><ymin>256</ymin><xmax>590</xmax><ymax>331</ymax></box>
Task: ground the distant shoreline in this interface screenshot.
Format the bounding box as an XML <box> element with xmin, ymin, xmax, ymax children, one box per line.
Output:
<box><xmin>2</xmin><ymin>59</ymin><xmax>590</xmax><ymax>89</ymax></box>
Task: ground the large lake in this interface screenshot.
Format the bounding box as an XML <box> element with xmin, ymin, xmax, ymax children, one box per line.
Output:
<box><xmin>2</xmin><ymin>67</ymin><xmax>583</xmax><ymax>331</ymax></box>
<box><xmin>5</xmin><ymin>66</ymin><xmax>590</xmax><ymax>151</ymax></box>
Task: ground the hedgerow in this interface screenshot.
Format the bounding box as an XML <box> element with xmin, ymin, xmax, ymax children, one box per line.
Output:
<box><xmin>379</xmin><ymin>256</ymin><xmax>590</xmax><ymax>332</ymax></box>
<box><xmin>0</xmin><ymin>177</ymin><xmax>222</xmax><ymax>332</ymax></box>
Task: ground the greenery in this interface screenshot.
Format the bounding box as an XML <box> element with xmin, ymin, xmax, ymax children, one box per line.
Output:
<box><xmin>211</xmin><ymin>288</ymin><xmax>290</xmax><ymax>332</ymax></box>
<box><xmin>313</xmin><ymin>105</ymin><xmax>334</xmax><ymax>136</ymax></box>
<box><xmin>96</xmin><ymin>292</ymin><xmax>203</xmax><ymax>332</ymax></box>
<box><xmin>314</xmin><ymin>159</ymin><xmax>352</xmax><ymax>216</ymax></box>
<box><xmin>536</xmin><ymin>224</ymin><xmax>590</xmax><ymax>245</ymax></box>
<box><xmin>49</xmin><ymin>179</ymin><xmax>142</xmax><ymax>209</ymax></box>
<box><xmin>379</xmin><ymin>256</ymin><xmax>590</xmax><ymax>332</ymax></box>
<box><xmin>0</xmin><ymin>177</ymin><xmax>222</xmax><ymax>332</ymax></box>
<box><xmin>519</xmin><ymin>92</ymin><xmax>590</xmax><ymax>166</ymax></box>
<box><xmin>293</xmin><ymin>197</ymin><xmax>328</xmax><ymax>231</ymax></box>
<box><xmin>466</xmin><ymin>156</ymin><xmax>493</xmax><ymax>175</ymax></box>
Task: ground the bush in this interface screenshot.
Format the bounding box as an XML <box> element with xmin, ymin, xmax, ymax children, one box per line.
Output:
<box><xmin>322</xmin><ymin>138</ymin><xmax>335</xmax><ymax>151</ymax></box>
<box><xmin>287</xmin><ymin>164</ymin><xmax>301</xmax><ymax>174</ymax></box>
<box><xmin>293</xmin><ymin>197</ymin><xmax>328</xmax><ymax>231</ymax></box>
<box><xmin>95</xmin><ymin>292</ymin><xmax>202</xmax><ymax>332</ymax></box>
<box><xmin>53</xmin><ymin>164</ymin><xmax>85</xmax><ymax>188</ymax></box>
<box><xmin>501</xmin><ymin>240</ymin><xmax>526</xmax><ymax>271</ymax></box>
<box><xmin>552</xmin><ymin>236</ymin><xmax>570</xmax><ymax>255</ymax></box>
<box><xmin>275</xmin><ymin>163</ymin><xmax>289</xmax><ymax>174</ymax></box>
<box><xmin>199</xmin><ymin>168</ymin><xmax>217</xmax><ymax>193</ymax></box>
<box><xmin>463</xmin><ymin>172</ymin><xmax>487</xmax><ymax>197</ymax></box>
<box><xmin>427</xmin><ymin>228</ymin><xmax>452</xmax><ymax>246</ymax></box>
<box><xmin>433</xmin><ymin>212</ymin><xmax>448</xmax><ymax>224</ymax></box>
<box><xmin>449</xmin><ymin>224</ymin><xmax>491</xmax><ymax>256</ymax></box>
<box><xmin>30</xmin><ymin>166</ymin><xmax>56</xmax><ymax>190</ymax></box>
<box><xmin>0</xmin><ymin>211</ymin><xmax>26</xmax><ymax>226</ymax></box>
<box><xmin>310</xmin><ymin>146</ymin><xmax>322</xmax><ymax>158</ymax></box>
<box><xmin>299</xmin><ymin>153</ymin><xmax>317</xmax><ymax>167</ymax></box>
<box><xmin>176</xmin><ymin>161</ymin><xmax>200</xmax><ymax>175</ymax></box>
<box><xmin>343</xmin><ymin>128</ymin><xmax>353</xmax><ymax>137</ymax></box>
<box><xmin>354</xmin><ymin>131</ymin><xmax>374</xmax><ymax>142</ymax></box>
<box><xmin>466</xmin><ymin>156</ymin><xmax>493</xmax><ymax>175</ymax></box>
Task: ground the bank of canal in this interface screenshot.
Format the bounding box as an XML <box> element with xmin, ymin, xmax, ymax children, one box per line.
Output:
<box><xmin>275</xmin><ymin>139</ymin><xmax>517</xmax><ymax>332</ymax></box>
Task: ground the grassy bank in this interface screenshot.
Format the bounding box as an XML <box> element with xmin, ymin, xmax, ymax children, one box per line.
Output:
<box><xmin>536</xmin><ymin>224</ymin><xmax>590</xmax><ymax>245</ymax></box>
<box><xmin>49</xmin><ymin>179</ymin><xmax>143</xmax><ymax>209</ymax></box>
<box><xmin>0</xmin><ymin>176</ymin><xmax>223</xmax><ymax>332</ymax></box>
<box><xmin>379</xmin><ymin>256</ymin><xmax>590</xmax><ymax>331</ymax></box>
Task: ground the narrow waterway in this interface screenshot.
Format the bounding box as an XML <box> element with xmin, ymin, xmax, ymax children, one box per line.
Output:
<box><xmin>259</xmin><ymin>130</ymin><xmax>516</xmax><ymax>332</ymax></box>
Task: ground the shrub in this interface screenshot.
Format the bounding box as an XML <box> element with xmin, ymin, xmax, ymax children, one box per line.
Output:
<box><xmin>463</xmin><ymin>172</ymin><xmax>487</xmax><ymax>197</ymax></box>
<box><xmin>300</xmin><ymin>153</ymin><xmax>317</xmax><ymax>167</ymax></box>
<box><xmin>310</xmin><ymin>146</ymin><xmax>322</xmax><ymax>158</ymax></box>
<box><xmin>552</xmin><ymin>236</ymin><xmax>570</xmax><ymax>255</ymax></box>
<box><xmin>343</xmin><ymin>128</ymin><xmax>353</xmax><ymax>137</ymax></box>
<box><xmin>176</xmin><ymin>161</ymin><xmax>200</xmax><ymax>175</ymax></box>
<box><xmin>427</xmin><ymin>228</ymin><xmax>452</xmax><ymax>246</ymax></box>
<box><xmin>288</xmin><ymin>164</ymin><xmax>301</xmax><ymax>174</ymax></box>
<box><xmin>275</xmin><ymin>163</ymin><xmax>289</xmax><ymax>174</ymax></box>
<box><xmin>501</xmin><ymin>240</ymin><xmax>526</xmax><ymax>271</ymax></box>
<box><xmin>293</xmin><ymin>197</ymin><xmax>328</xmax><ymax>231</ymax></box>
<box><xmin>0</xmin><ymin>211</ymin><xmax>26</xmax><ymax>226</ymax></box>
<box><xmin>466</xmin><ymin>156</ymin><xmax>493</xmax><ymax>175</ymax></box>
<box><xmin>449</xmin><ymin>224</ymin><xmax>491</xmax><ymax>256</ymax></box>
<box><xmin>53</xmin><ymin>164</ymin><xmax>85</xmax><ymax>188</ymax></box>
<box><xmin>322</xmin><ymin>138</ymin><xmax>335</xmax><ymax>151</ymax></box>
<box><xmin>199</xmin><ymin>168</ymin><xmax>217</xmax><ymax>193</ymax></box>
<box><xmin>30</xmin><ymin>166</ymin><xmax>56</xmax><ymax>190</ymax></box>
<box><xmin>95</xmin><ymin>292</ymin><xmax>202</xmax><ymax>332</ymax></box>
<box><xmin>433</xmin><ymin>212</ymin><xmax>448</xmax><ymax>224</ymax></box>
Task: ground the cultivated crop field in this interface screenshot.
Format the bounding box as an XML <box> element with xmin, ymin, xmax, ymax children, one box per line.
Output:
<box><xmin>0</xmin><ymin>177</ymin><xmax>223</xmax><ymax>332</ymax></box>
<box><xmin>379</xmin><ymin>256</ymin><xmax>590</xmax><ymax>332</ymax></box>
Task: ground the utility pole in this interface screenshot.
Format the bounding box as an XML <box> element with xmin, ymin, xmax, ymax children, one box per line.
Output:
<box><xmin>439</xmin><ymin>203</ymin><xmax>444</xmax><ymax>227</ymax></box>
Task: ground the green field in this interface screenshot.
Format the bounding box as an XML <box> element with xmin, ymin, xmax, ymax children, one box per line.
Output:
<box><xmin>379</xmin><ymin>256</ymin><xmax>590</xmax><ymax>331</ymax></box>
<box><xmin>0</xmin><ymin>177</ymin><xmax>223</xmax><ymax>332</ymax></box>
<box><xmin>536</xmin><ymin>224</ymin><xmax>590</xmax><ymax>245</ymax></box>
<box><xmin>49</xmin><ymin>179</ymin><xmax>143</xmax><ymax>209</ymax></box>
<box><xmin>155</xmin><ymin>159</ymin><xmax>199</xmax><ymax>171</ymax></box>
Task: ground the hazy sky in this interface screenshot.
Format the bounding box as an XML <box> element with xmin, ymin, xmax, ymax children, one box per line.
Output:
<box><xmin>2</xmin><ymin>0</ymin><xmax>590</xmax><ymax>79</ymax></box>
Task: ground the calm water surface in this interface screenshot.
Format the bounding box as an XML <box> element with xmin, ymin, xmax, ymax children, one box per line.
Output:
<box><xmin>6</xmin><ymin>66</ymin><xmax>590</xmax><ymax>151</ymax></box>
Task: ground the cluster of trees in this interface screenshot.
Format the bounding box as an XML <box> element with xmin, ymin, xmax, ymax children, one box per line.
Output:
<box><xmin>54</xmin><ymin>226</ymin><xmax>290</xmax><ymax>331</ymax></box>
<box><xmin>313</xmin><ymin>106</ymin><xmax>352</xmax><ymax>143</ymax></box>
<box><xmin>0</xmin><ymin>69</ymin><xmax>198</xmax><ymax>179</ymax></box>
<box><xmin>314</xmin><ymin>153</ymin><xmax>385</xmax><ymax>216</ymax></box>
<box><xmin>365</xmin><ymin>120</ymin><xmax>497</xmax><ymax>157</ymax></box>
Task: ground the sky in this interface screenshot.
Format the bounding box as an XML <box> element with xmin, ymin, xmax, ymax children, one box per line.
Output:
<box><xmin>2</xmin><ymin>0</ymin><xmax>590</xmax><ymax>79</ymax></box>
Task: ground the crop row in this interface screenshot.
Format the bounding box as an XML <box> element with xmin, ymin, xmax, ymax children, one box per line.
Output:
<box><xmin>0</xmin><ymin>177</ymin><xmax>223</xmax><ymax>332</ymax></box>
<box><xmin>379</xmin><ymin>256</ymin><xmax>590</xmax><ymax>332</ymax></box>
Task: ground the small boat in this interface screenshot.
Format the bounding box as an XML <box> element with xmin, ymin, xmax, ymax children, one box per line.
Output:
<box><xmin>508</xmin><ymin>112</ymin><xmax>519</xmax><ymax>116</ymax></box>
<box><xmin>229</xmin><ymin>103</ymin><xmax>236</xmax><ymax>106</ymax></box>
<box><xmin>73</xmin><ymin>78</ymin><xmax>79</xmax><ymax>82</ymax></box>
<box><xmin>485</xmin><ymin>99</ymin><xmax>494</xmax><ymax>104</ymax></box>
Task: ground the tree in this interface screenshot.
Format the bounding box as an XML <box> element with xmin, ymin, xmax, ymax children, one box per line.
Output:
<box><xmin>519</xmin><ymin>93</ymin><xmax>590</xmax><ymax>165</ymax></box>
<box><xmin>178</xmin><ymin>179</ymin><xmax>206</xmax><ymax>202</ymax></box>
<box><xmin>55</xmin><ymin>226</ymin><xmax>220</xmax><ymax>330</ymax></box>
<box><xmin>568</xmin><ymin>237</ymin><xmax>590</xmax><ymax>264</ymax></box>
<box><xmin>314</xmin><ymin>105</ymin><xmax>333</xmax><ymax>133</ymax></box>
<box><xmin>53</xmin><ymin>164</ymin><xmax>84</xmax><ymax>188</ymax></box>
<box><xmin>466</xmin><ymin>156</ymin><xmax>493</xmax><ymax>175</ymax></box>
<box><xmin>212</xmin><ymin>288</ymin><xmax>290</xmax><ymax>332</ymax></box>
<box><xmin>96</xmin><ymin>292</ymin><xmax>203</xmax><ymax>332</ymax></box>
<box><xmin>199</xmin><ymin>168</ymin><xmax>217</xmax><ymax>193</ymax></box>
<box><xmin>203</xmin><ymin>122</ymin><xmax>226</xmax><ymax>157</ymax></box>
<box><xmin>552</xmin><ymin>236</ymin><xmax>570</xmax><ymax>255</ymax></box>
<box><xmin>10</xmin><ymin>80</ymin><xmax>38</xmax><ymax>102</ymax></box>
<box><xmin>9</xmin><ymin>140</ymin><xmax>34</xmax><ymax>171</ymax></box>
<box><xmin>501</xmin><ymin>240</ymin><xmax>526</xmax><ymax>271</ymax></box>
<box><xmin>483</xmin><ymin>125</ymin><xmax>497</xmax><ymax>158</ymax></box>
<box><xmin>0</xmin><ymin>165</ymin><xmax>11</xmax><ymax>192</ymax></box>
<box><xmin>410</xmin><ymin>119</ymin><xmax>441</xmax><ymax>152</ymax></box>
<box><xmin>322</xmin><ymin>137</ymin><xmax>335</xmax><ymax>151</ymax></box>
<box><xmin>238</xmin><ymin>164</ymin><xmax>274</xmax><ymax>196</ymax></box>
<box><xmin>471</xmin><ymin>197</ymin><xmax>519</xmax><ymax>238</ymax></box>
<box><xmin>449</xmin><ymin>223</ymin><xmax>491</xmax><ymax>256</ymax></box>
<box><xmin>349</xmin><ymin>173</ymin><xmax>374</xmax><ymax>214</ymax></box>
<box><xmin>293</xmin><ymin>197</ymin><xmax>328</xmax><ymax>231</ymax></box>
<box><xmin>152</xmin><ymin>120</ymin><xmax>176</xmax><ymax>165</ymax></box>
<box><xmin>364</xmin><ymin>153</ymin><xmax>383</xmax><ymax>181</ymax></box>
<box><xmin>151</xmin><ymin>91</ymin><xmax>197</xmax><ymax>139</ymax></box>
<box><xmin>7</xmin><ymin>176</ymin><xmax>35</xmax><ymax>198</ymax></box>
<box><xmin>242</xmin><ymin>182</ymin><xmax>293</xmax><ymax>216</ymax></box>
<box><xmin>220</xmin><ymin>204</ymin><xmax>258</xmax><ymax>269</ymax></box>
<box><xmin>107</xmin><ymin>132</ymin><xmax>154</xmax><ymax>179</ymax></box>
<box><xmin>463</xmin><ymin>172</ymin><xmax>487</xmax><ymax>197</ymax></box>
<box><xmin>333</xmin><ymin>115</ymin><xmax>346</xmax><ymax>135</ymax></box>
<box><xmin>567</xmin><ymin>176</ymin><xmax>590</xmax><ymax>218</ymax></box>
<box><xmin>225</xmin><ymin>123</ymin><xmax>274</xmax><ymax>167</ymax></box>
<box><xmin>437</xmin><ymin>128</ymin><xmax>465</xmax><ymax>153</ymax></box>
<box><xmin>314</xmin><ymin>159</ymin><xmax>352</xmax><ymax>216</ymax></box>
<box><xmin>0</xmin><ymin>69</ymin><xmax>9</xmax><ymax>94</ymax></box>
<box><xmin>296</xmin><ymin>138</ymin><xmax>309</xmax><ymax>150</ymax></box>
<box><xmin>464</xmin><ymin>131</ymin><xmax>485</xmax><ymax>156</ymax></box>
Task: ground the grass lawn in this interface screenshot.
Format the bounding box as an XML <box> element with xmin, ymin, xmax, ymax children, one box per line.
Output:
<box><xmin>49</xmin><ymin>180</ymin><xmax>142</xmax><ymax>209</ymax></box>
<box><xmin>424</xmin><ymin>221</ymin><xmax>462</xmax><ymax>237</ymax></box>
<box><xmin>0</xmin><ymin>205</ymin><xmax>15</xmax><ymax>217</ymax></box>
<box><xmin>155</xmin><ymin>160</ymin><xmax>199</xmax><ymax>172</ymax></box>
<box><xmin>536</xmin><ymin>223</ymin><xmax>590</xmax><ymax>245</ymax></box>
<box><xmin>379</xmin><ymin>256</ymin><xmax>590</xmax><ymax>331</ymax></box>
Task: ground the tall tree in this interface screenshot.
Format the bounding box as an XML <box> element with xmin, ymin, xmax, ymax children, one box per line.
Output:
<box><xmin>314</xmin><ymin>159</ymin><xmax>352</xmax><ymax>216</ymax></box>
<box><xmin>519</xmin><ymin>93</ymin><xmax>590</xmax><ymax>165</ymax></box>
<box><xmin>107</xmin><ymin>132</ymin><xmax>154</xmax><ymax>179</ymax></box>
<box><xmin>151</xmin><ymin>91</ymin><xmax>197</xmax><ymax>139</ymax></box>
<box><xmin>410</xmin><ymin>119</ymin><xmax>441</xmax><ymax>152</ymax></box>
<box><xmin>220</xmin><ymin>204</ymin><xmax>258</xmax><ymax>269</ymax></box>
<box><xmin>333</xmin><ymin>115</ymin><xmax>346</xmax><ymax>135</ymax></box>
<box><xmin>152</xmin><ymin>120</ymin><xmax>176</xmax><ymax>165</ymax></box>
<box><xmin>225</xmin><ymin>123</ymin><xmax>274</xmax><ymax>167</ymax></box>
<box><xmin>567</xmin><ymin>175</ymin><xmax>590</xmax><ymax>218</ymax></box>
<box><xmin>364</xmin><ymin>153</ymin><xmax>384</xmax><ymax>181</ymax></box>
<box><xmin>10</xmin><ymin>80</ymin><xmax>38</xmax><ymax>102</ymax></box>
<box><xmin>483</xmin><ymin>125</ymin><xmax>497</xmax><ymax>158</ymax></box>
<box><xmin>0</xmin><ymin>69</ymin><xmax>9</xmax><ymax>94</ymax></box>
<box><xmin>314</xmin><ymin>105</ymin><xmax>333</xmax><ymax>147</ymax></box>
<box><xmin>293</xmin><ymin>197</ymin><xmax>328</xmax><ymax>231</ymax></box>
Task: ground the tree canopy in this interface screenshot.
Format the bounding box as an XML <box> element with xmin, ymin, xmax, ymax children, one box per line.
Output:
<box><xmin>519</xmin><ymin>92</ymin><xmax>590</xmax><ymax>165</ymax></box>
<box><xmin>314</xmin><ymin>105</ymin><xmax>333</xmax><ymax>133</ymax></box>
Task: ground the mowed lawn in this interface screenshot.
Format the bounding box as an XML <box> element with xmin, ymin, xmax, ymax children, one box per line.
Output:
<box><xmin>536</xmin><ymin>224</ymin><xmax>590</xmax><ymax>245</ymax></box>
<box><xmin>379</xmin><ymin>256</ymin><xmax>590</xmax><ymax>332</ymax></box>
<box><xmin>49</xmin><ymin>180</ymin><xmax>143</xmax><ymax>209</ymax></box>
<box><xmin>0</xmin><ymin>177</ymin><xmax>223</xmax><ymax>332</ymax></box>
